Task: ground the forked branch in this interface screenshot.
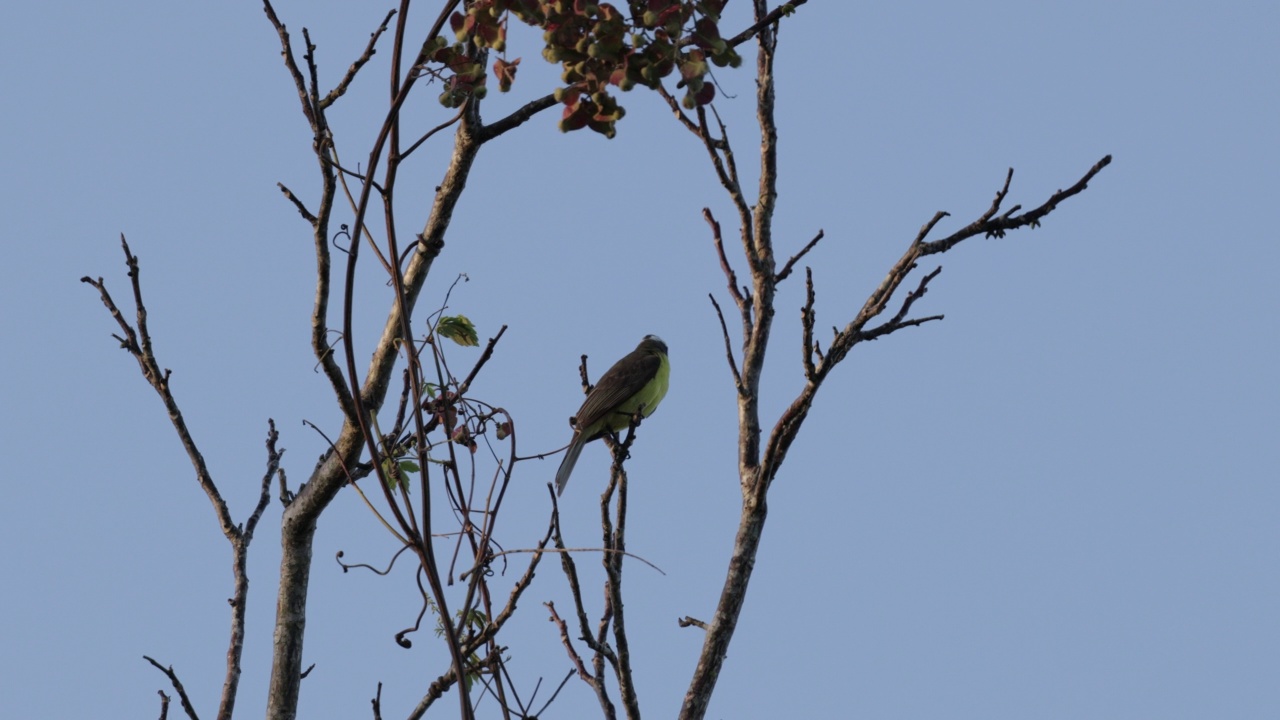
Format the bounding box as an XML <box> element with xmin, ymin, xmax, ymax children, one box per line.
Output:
<box><xmin>84</xmin><ymin>236</ymin><xmax>279</xmax><ymax>720</ymax></box>
<box><xmin>678</xmin><ymin>1</ymin><xmax>1111</xmax><ymax>717</ymax></box>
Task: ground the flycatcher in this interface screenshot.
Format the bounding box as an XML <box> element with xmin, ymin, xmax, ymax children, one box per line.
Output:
<box><xmin>555</xmin><ymin>335</ymin><xmax>670</xmax><ymax>495</ymax></box>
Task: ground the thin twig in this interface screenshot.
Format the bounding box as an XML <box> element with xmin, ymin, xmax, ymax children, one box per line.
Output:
<box><xmin>401</xmin><ymin>106</ymin><xmax>467</xmax><ymax>161</ymax></box>
<box><xmin>546</xmin><ymin>602</ymin><xmax>594</xmax><ymax>682</ymax></box>
<box><xmin>920</xmin><ymin>155</ymin><xmax>1113</xmax><ymax>255</ymax></box>
<box><xmin>724</xmin><ymin>0</ymin><xmax>811</xmax><ymax>48</ymax></box>
<box><xmin>775</xmin><ymin>228</ymin><xmax>823</xmax><ymax>282</ymax></box>
<box><xmin>656</xmin><ymin>84</ymin><xmax>701</xmax><ymax>135</ymax></box>
<box><xmin>156</xmin><ymin>690</ymin><xmax>171</xmax><ymax>720</ymax></box>
<box><xmin>678</xmin><ymin>617</ymin><xmax>708</xmax><ymax>630</ymax></box>
<box><xmin>456</xmin><ymin>326</ymin><xmax>508</xmax><ymax>396</ymax></box>
<box><xmin>477</xmin><ymin>93</ymin><xmax>559</xmax><ymax>142</ymax></box>
<box><xmin>709</xmin><ymin>294</ymin><xmax>743</xmax><ymax>390</ymax></box>
<box><xmin>277</xmin><ymin>183</ymin><xmax>317</xmax><ymax>224</ymax></box>
<box><xmin>801</xmin><ymin>268</ymin><xmax>816</xmax><ymax>380</ymax></box>
<box><xmin>320</xmin><ymin>9</ymin><xmax>396</xmax><ymax>110</ymax></box>
<box><xmin>261</xmin><ymin>0</ymin><xmax>316</xmax><ymax>127</ymax></box>
<box><xmin>143</xmin><ymin>657</ymin><xmax>200</xmax><ymax>720</ymax></box>
<box><xmin>704</xmin><ymin>208</ymin><xmax>746</xmax><ymax>308</ymax></box>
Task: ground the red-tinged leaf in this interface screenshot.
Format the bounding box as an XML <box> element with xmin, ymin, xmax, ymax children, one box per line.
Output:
<box><xmin>559</xmin><ymin>86</ymin><xmax>582</xmax><ymax>105</ymax></box>
<box><xmin>560</xmin><ymin>97</ymin><xmax>592</xmax><ymax>131</ymax></box>
<box><xmin>494</xmin><ymin>57</ymin><xmax>521</xmax><ymax>92</ymax></box>
<box><xmin>451</xmin><ymin>11</ymin><xmax>477</xmax><ymax>42</ymax></box>
<box><xmin>430</xmin><ymin>43</ymin><xmax>455</xmax><ymax>64</ymax></box>
<box><xmin>476</xmin><ymin>12</ymin><xmax>505</xmax><ymax>48</ymax></box>
<box><xmin>695</xmin><ymin>17</ymin><xmax>720</xmax><ymax>42</ymax></box>
<box><xmin>679</xmin><ymin>48</ymin><xmax>709</xmax><ymax>80</ymax></box>
<box><xmin>694</xmin><ymin>80</ymin><xmax>715</xmax><ymax>105</ymax></box>
<box><xmin>699</xmin><ymin>0</ymin><xmax>727</xmax><ymax>20</ymax></box>
<box><xmin>588</xmin><ymin>118</ymin><xmax>617</xmax><ymax>138</ymax></box>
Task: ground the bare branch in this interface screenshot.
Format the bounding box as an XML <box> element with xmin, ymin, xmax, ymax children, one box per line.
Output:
<box><xmin>547</xmin><ymin>602</ymin><xmax>594</xmax><ymax>683</ymax></box>
<box><xmin>456</xmin><ymin>325</ymin><xmax>508</xmax><ymax>397</ymax></box>
<box><xmin>656</xmin><ymin>83</ymin><xmax>701</xmax><ymax>135</ymax></box>
<box><xmin>600</xmin><ymin>450</ymin><xmax>640</xmax><ymax>719</ymax></box>
<box><xmin>277</xmin><ymin>183</ymin><xmax>317</xmax><ymax>224</ymax></box>
<box><xmin>709</xmin><ymin>294</ymin><xmax>743</xmax><ymax>389</ymax></box>
<box><xmin>550</xmin><ymin>489</ymin><xmax>619</xmax><ymax>719</ymax></box>
<box><xmin>478</xmin><ymin>93</ymin><xmax>559</xmax><ymax>142</ymax></box>
<box><xmin>678</xmin><ymin>617</ymin><xmax>708</xmax><ymax>630</ymax></box>
<box><xmin>725</xmin><ymin>0</ymin><xmax>811</xmax><ymax>48</ymax></box>
<box><xmin>802</xmin><ymin>268</ymin><xmax>816</xmax><ymax>380</ymax></box>
<box><xmin>264</xmin><ymin>0</ymin><xmax>362</xmax><ymax>428</ymax></box>
<box><xmin>320</xmin><ymin>10</ymin><xmax>396</xmax><ymax>110</ymax></box>
<box><xmin>913</xmin><ymin>210</ymin><xmax>950</xmax><ymax>246</ymax></box>
<box><xmin>84</xmin><ymin>238</ymin><xmax>283</xmax><ymax>720</ymax></box>
<box><xmin>980</xmin><ymin>168</ymin><xmax>1016</xmax><ymax>223</ymax></box>
<box><xmin>678</xmin><ymin>0</ymin><xmax>1107</xmax><ymax>712</ymax></box>
<box><xmin>878</xmin><ymin>266</ymin><xmax>943</xmax><ymax>332</ymax></box>
<box><xmin>695</xmin><ymin>107</ymin><xmax>758</xmax><ymax>276</ymax></box>
<box><xmin>261</xmin><ymin>0</ymin><xmax>315</xmax><ymax>127</ymax></box>
<box><xmin>80</xmin><ymin>237</ymin><xmax>236</xmax><ymax>538</ymax></box>
<box><xmin>704</xmin><ymin>208</ymin><xmax>747</xmax><ymax>308</ymax></box>
<box><xmin>920</xmin><ymin>155</ymin><xmax>1113</xmax><ymax>255</ymax></box>
<box><xmin>156</xmin><ymin>690</ymin><xmax>171</xmax><ymax>720</ymax></box>
<box><xmin>215</xmin><ymin>420</ymin><xmax>282</xmax><ymax>719</ymax></box>
<box><xmin>775</xmin><ymin>228</ymin><xmax>823</xmax><ymax>283</ymax></box>
<box><xmin>300</xmin><ymin>27</ymin><xmax>322</xmax><ymax>121</ymax></box>
<box><xmin>531</xmin><ymin>670</ymin><xmax>577</xmax><ymax>719</ymax></box>
<box><xmin>144</xmin><ymin>657</ymin><xmax>200</xmax><ymax>720</ymax></box>
<box><xmin>401</xmin><ymin>106</ymin><xmax>466</xmax><ymax>161</ymax></box>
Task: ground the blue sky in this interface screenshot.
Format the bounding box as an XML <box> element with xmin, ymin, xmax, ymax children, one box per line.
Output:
<box><xmin>2</xmin><ymin>1</ymin><xmax>1277</xmax><ymax>718</ymax></box>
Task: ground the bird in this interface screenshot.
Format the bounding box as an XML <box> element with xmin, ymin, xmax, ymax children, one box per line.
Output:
<box><xmin>555</xmin><ymin>335</ymin><xmax>670</xmax><ymax>495</ymax></box>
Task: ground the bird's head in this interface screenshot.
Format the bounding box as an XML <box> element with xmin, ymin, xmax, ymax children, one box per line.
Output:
<box><xmin>639</xmin><ymin>335</ymin><xmax>668</xmax><ymax>355</ymax></box>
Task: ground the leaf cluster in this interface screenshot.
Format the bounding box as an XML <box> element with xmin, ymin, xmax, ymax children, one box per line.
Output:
<box><xmin>439</xmin><ymin>0</ymin><xmax>740</xmax><ymax>136</ymax></box>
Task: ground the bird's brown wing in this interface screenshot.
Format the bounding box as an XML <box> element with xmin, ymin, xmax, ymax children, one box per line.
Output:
<box><xmin>573</xmin><ymin>348</ymin><xmax>662</xmax><ymax>439</ymax></box>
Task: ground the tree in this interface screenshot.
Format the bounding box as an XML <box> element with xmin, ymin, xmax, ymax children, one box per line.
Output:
<box><xmin>81</xmin><ymin>2</ymin><xmax>1108</xmax><ymax>718</ymax></box>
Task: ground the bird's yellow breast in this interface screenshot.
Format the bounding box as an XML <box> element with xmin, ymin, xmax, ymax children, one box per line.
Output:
<box><xmin>601</xmin><ymin>351</ymin><xmax>669</xmax><ymax>432</ymax></box>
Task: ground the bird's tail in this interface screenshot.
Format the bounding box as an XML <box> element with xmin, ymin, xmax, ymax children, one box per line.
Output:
<box><xmin>555</xmin><ymin>434</ymin><xmax>585</xmax><ymax>496</ymax></box>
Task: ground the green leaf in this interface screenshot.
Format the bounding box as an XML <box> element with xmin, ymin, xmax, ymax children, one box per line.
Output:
<box><xmin>380</xmin><ymin>456</ymin><xmax>411</xmax><ymax>492</ymax></box>
<box><xmin>438</xmin><ymin>315</ymin><xmax>479</xmax><ymax>347</ymax></box>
